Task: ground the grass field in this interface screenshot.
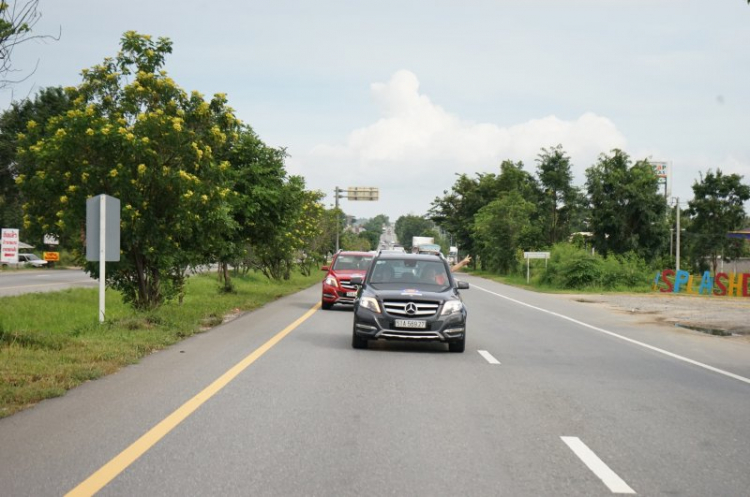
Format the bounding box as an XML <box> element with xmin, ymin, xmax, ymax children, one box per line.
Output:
<box><xmin>0</xmin><ymin>270</ymin><xmax>321</xmax><ymax>418</ymax></box>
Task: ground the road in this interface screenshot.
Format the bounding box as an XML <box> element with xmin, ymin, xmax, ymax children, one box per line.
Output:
<box><xmin>0</xmin><ymin>268</ymin><xmax>98</xmax><ymax>297</ymax></box>
<box><xmin>2</xmin><ymin>274</ymin><xmax>750</xmax><ymax>496</ymax></box>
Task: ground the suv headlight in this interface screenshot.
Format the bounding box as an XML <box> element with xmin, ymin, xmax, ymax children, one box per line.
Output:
<box><xmin>324</xmin><ymin>276</ymin><xmax>338</xmax><ymax>287</ymax></box>
<box><xmin>360</xmin><ymin>296</ymin><xmax>381</xmax><ymax>314</ymax></box>
<box><xmin>440</xmin><ymin>300</ymin><xmax>463</xmax><ymax>316</ymax></box>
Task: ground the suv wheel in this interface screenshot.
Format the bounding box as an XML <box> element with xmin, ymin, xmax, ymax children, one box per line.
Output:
<box><xmin>448</xmin><ymin>334</ymin><xmax>465</xmax><ymax>353</ymax></box>
<box><xmin>352</xmin><ymin>326</ymin><xmax>368</xmax><ymax>349</ymax></box>
<box><xmin>321</xmin><ymin>300</ymin><xmax>333</xmax><ymax>310</ymax></box>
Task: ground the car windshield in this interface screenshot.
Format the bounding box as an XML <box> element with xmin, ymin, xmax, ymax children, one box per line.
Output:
<box><xmin>22</xmin><ymin>254</ymin><xmax>41</xmax><ymax>260</ymax></box>
<box><xmin>368</xmin><ymin>259</ymin><xmax>450</xmax><ymax>291</ymax></box>
<box><xmin>333</xmin><ymin>255</ymin><xmax>373</xmax><ymax>271</ymax></box>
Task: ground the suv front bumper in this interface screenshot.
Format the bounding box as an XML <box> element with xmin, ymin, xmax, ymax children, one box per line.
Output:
<box><xmin>322</xmin><ymin>284</ymin><xmax>359</xmax><ymax>305</ymax></box>
<box><xmin>353</xmin><ymin>308</ymin><xmax>466</xmax><ymax>343</ymax></box>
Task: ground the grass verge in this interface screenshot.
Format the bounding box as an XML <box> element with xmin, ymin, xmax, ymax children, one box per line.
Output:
<box><xmin>463</xmin><ymin>270</ymin><xmax>653</xmax><ymax>294</ymax></box>
<box><xmin>0</xmin><ymin>270</ymin><xmax>321</xmax><ymax>418</ymax></box>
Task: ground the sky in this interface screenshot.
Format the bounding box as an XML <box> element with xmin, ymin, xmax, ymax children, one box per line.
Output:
<box><xmin>2</xmin><ymin>0</ymin><xmax>749</xmax><ymax>223</ymax></box>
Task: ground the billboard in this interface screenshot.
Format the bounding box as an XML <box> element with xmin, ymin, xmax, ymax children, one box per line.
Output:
<box><xmin>650</xmin><ymin>161</ymin><xmax>671</xmax><ymax>197</ymax></box>
<box><xmin>1</xmin><ymin>228</ymin><xmax>20</xmax><ymax>264</ymax></box>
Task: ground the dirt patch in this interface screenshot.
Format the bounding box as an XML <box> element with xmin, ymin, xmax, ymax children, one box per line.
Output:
<box><xmin>560</xmin><ymin>292</ymin><xmax>750</xmax><ymax>339</ymax></box>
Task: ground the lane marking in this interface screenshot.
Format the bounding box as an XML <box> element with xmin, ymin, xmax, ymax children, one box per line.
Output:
<box><xmin>478</xmin><ymin>349</ymin><xmax>501</xmax><ymax>364</ymax></box>
<box><xmin>473</xmin><ymin>284</ymin><xmax>750</xmax><ymax>386</ymax></box>
<box><xmin>561</xmin><ymin>436</ymin><xmax>636</xmax><ymax>494</ymax></box>
<box><xmin>65</xmin><ymin>302</ymin><xmax>321</xmax><ymax>497</ymax></box>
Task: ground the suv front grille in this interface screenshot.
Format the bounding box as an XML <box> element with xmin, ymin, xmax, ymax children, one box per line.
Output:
<box><xmin>383</xmin><ymin>300</ymin><xmax>439</xmax><ymax>317</ymax></box>
<box><xmin>338</xmin><ymin>278</ymin><xmax>357</xmax><ymax>291</ymax></box>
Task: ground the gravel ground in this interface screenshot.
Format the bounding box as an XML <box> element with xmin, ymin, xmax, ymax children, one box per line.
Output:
<box><xmin>558</xmin><ymin>292</ymin><xmax>750</xmax><ymax>339</ymax></box>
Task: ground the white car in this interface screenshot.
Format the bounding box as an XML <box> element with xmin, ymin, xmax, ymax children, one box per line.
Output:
<box><xmin>18</xmin><ymin>253</ymin><xmax>48</xmax><ymax>267</ymax></box>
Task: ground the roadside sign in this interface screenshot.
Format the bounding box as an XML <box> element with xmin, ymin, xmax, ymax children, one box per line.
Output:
<box><xmin>523</xmin><ymin>251</ymin><xmax>550</xmax><ymax>283</ymax></box>
<box><xmin>43</xmin><ymin>252</ymin><xmax>60</xmax><ymax>262</ymax></box>
<box><xmin>86</xmin><ymin>194</ymin><xmax>121</xmax><ymax>323</ymax></box>
<box><xmin>44</xmin><ymin>234</ymin><xmax>60</xmax><ymax>245</ymax></box>
<box><xmin>1</xmin><ymin>228</ymin><xmax>20</xmax><ymax>264</ymax></box>
<box><xmin>524</xmin><ymin>252</ymin><xmax>551</xmax><ymax>259</ymax></box>
<box><xmin>347</xmin><ymin>187</ymin><xmax>379</xmax><ymax>201</ymax></box>
<box><xmin>86</xmin><ymin>195</ymin><xmax>120</xmax><ymax>261</ymax></box>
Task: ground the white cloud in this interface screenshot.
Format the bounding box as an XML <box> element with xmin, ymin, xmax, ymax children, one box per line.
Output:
<box><xmin>296</xmin><ymin>70</ymin><xmax>629</xmax><ymax>219</ymax></box>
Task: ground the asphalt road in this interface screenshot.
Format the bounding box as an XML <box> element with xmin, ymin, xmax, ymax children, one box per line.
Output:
<box><xmin>2</xmin><ymin>274</ymin><xmax>750</xmax><ymax>496</ymax></box>
<box><xmin>0</xmin><ymin>268</ymin><xmax>97</xmax><ymax>297</ymax></box>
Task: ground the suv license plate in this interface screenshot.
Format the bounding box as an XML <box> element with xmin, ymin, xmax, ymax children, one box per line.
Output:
<box><xmin>346</xmin><ymin>291</ymin><xmax>358</xmax><ymax>297</ymax></box>
<box><xmin>394</xmin><ymin>319</ymin><xmax>426</xmax><ymax>329</ymax></box>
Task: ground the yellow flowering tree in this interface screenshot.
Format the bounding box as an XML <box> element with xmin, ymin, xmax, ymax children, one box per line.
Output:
<box><xmin>247</xmin><ymin>175</ymin><xmax>324</xmax><ymax>280</ymax></box>
<box><xmin>16</xmin><ymin>32</ymin><xmax>240</xmax><ymax>309</ymax></box>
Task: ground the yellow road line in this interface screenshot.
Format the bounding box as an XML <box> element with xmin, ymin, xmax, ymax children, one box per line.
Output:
<box><xmin>66</xmin><ymin>302</ymin><xmax>321</xmax><ymax>497</ymax></box>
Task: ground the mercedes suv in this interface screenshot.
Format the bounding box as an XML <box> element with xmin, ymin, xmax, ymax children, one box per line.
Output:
<box><xmin>321</xmin><ymin>251</ymin><xmax>375</xmax><ymax>310</ymax></box>
<box><xmin>350</xmin><ymin>252</ymin><xmax>469</xmax><ymax>352</ymax></box>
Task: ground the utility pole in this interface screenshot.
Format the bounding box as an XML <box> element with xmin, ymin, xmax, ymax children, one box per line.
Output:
<box><xmin>669</xmin><ymin>227</ymin><xmax>674</xmax><ymax>258</ymax></box>
<box><xmin>334</xmin><ymin>186</ymin><xmax>341</xmax><ymax>252</ymax></box>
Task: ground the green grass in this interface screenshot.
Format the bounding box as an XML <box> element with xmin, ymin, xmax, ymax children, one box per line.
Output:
<box><xmin>465</xmin><ymin>270</ymin><xmax>653</xmax><ymax>294</ymax></box>
<box><xmin>0</xmin><ymin>270</ymin><xmax>321</xmax><ymax>418</ymax></box>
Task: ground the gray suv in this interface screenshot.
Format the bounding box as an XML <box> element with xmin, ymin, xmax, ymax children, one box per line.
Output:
<box><xmin>350</xmin><ymin>252</ymin><xmax>469</xmax><ymax>352</ymax></box>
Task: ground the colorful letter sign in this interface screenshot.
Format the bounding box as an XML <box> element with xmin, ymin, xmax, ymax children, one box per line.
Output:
<box><xmin>653</xmin><ymin>269</ymin><xmax>750</xmax><ymax>297</ymax></box>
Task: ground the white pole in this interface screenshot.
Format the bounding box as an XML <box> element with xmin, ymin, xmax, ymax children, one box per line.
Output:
<box><xmin>99</xmin><ymin>195</ymin><xmax>106</xmax><ymax>323</ymax></box>
<box><xmin>526</xmin><ymin>257</ymin><xmax>530</xmax><ymax>283</ymax></box>
<box><xmin>675</xmin><ymin>197</ymin><xmax>680</xmax><ymax>272</ymax></box>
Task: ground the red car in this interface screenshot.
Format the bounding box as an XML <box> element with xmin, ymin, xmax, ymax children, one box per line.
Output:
<box><xmin>321</xmin><ymin>251</ymin><xmax>374</xmax><ymax>310</ymax></box>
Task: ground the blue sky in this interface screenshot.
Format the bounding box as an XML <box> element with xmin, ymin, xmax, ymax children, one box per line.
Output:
<box><xmin>2</xmin><ymin>0</ymin><xmax>749</xmax><ymax>222</ymax></box>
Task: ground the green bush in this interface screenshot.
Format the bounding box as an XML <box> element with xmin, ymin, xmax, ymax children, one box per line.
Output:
<box><xmin>600</xmin><ymin>252</ymin><xmax>651</xmax><ymax>290</ymax></box>
<box><xmin>541</xmin><ymin>243</ymin><xmax>602</xmax><ymax>289</ymax></box>
<box><xmin>540</xmin><ymin>244</ymin><xmax>652</xmax><ymax>291</ymax></box>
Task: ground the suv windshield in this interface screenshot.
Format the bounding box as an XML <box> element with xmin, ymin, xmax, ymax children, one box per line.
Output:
<box><xmin>333</xmin><ymin>254</ymin><xmax>373</xmax><ymax>271</ymax></box>
<box><xmin>369</xmin><ymin>259</ymin><xmax>450</xmax><ymax>290</ymax></box>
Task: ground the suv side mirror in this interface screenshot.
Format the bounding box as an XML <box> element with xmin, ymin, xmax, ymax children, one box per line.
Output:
<box><xmin>350</xmin><ymin>275</ymin><xmax>363</xmax><ymax>286</ymax></box>
<box><xmin>456</xmin><ymin>280</ymin><xmax>469</xmax><ymax>290</ymax></box>
<box><xmin>321</xmin><ymin>265</ymin><xmax>330</xmax><ymax>272</ymax></box>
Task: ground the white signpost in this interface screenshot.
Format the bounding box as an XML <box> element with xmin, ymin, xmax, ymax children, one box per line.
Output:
<box><xmin>523</xmin><ymin>251</ymin><xmax>551</xmax><ymax>283</ymax></box>
<box><xmin>86</xmin><ymin>194</ymin><xmax>121</xmax><ymax>323</ymax></box>
<box><xmin>1</xmin><ymin>228</ymin><xmax>20</xmax><ymax>265</ymax></box>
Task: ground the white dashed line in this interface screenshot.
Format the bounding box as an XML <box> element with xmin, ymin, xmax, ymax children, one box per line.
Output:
<box><xmin>473</xmin><ymin>284</ymin><xmax>750</xmax><ymax>387</ymax></box>
<box><xmin>561</xmin><ymin>436</ymin><xmax>636</xmax><ymax>494</ymax></box>
<box><xmin>477</xmin><ymin>350</ymin><xmax>501</xmax><ymax>364</ymax></box>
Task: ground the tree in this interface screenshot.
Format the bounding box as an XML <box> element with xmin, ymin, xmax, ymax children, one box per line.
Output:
<box><xmin>536</xmin><ymin>145</ymin><xmax>583</xmax><ymax>245</ymax></box>
<box><xmin>340</xmin><ymin>231</ymin><xmax>371</xmax><ymax>252</ymax></box>
<box><xmin>363</xmin><ymin>214</ymin><xmax>389</xmax><ymax>233</ymax></box>
<box><xmin>585</xmin><ymin>150</ymin><xmax>668</xmax><ymax>260</ymax></box>
<box><xmin>472</xmin><ymin>190</ymin><xmax>536</xmax><ymax>274</ymax></box>
<box><xmin>356</xmin><ymin>229</ymin><xmax>379</xmax><ymax>250</ymax></box>
<box><xmin>0</xmin><ymin>1</ymin><xmax>57</xmax><ymax>88</ymax></box>
<box><xmin>247</xmin><ymin>175</ymin><xmax>323</xmax><ymax>280</ymax></box>
<box><xmin>0</xmin><ymin>86</ymin><xmax>69</xmax><ymax>230</ymax></box>
<box><xmin>430</xmin><ymin>172</ymin><xmax>503</xmax><ymax>258</ymax></box>
<box><xmin>431</xmin><ymin>160</ymin><xmax>543</xmax><ymax>261</ymax></box>
<box><xmin>394</xmin><ymin>214</ymin><xmax>437</xmax><ymax>251</ymax></box>
<box><xmin>16</xmin><ymin>32</ymin><xmax>240</xmax><ymax>310</ymax></box>
<box><xmin>686</xmin><ymin>169</ymin><xmax>750</xmax><ymax>273</ymax></box>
